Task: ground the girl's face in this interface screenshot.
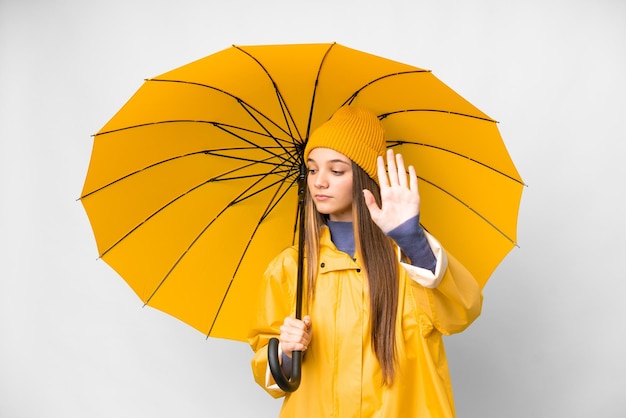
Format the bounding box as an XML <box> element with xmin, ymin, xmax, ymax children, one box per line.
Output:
<box><xmin>307</xmin><ymin>147</ymin><xmax>354</xmax><ymax>222</ymax></box>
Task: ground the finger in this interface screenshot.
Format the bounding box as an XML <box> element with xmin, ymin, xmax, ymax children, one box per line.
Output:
<box><xmin>385</xmin><ymin>149</ymin><xmax>399</xmax><ymax>186</ymax></box>
<box><xmin>408</xmin><ymin>165</ymin><xmax>418</xmax><ymax>195</ymax></box>
<box><xmin>395</xmin><ymin>152</ymin><xmax>408</xmax><ymax>188</ymax></box>
<box><xmin>302</xmin><ymin>316</ymin><xmax>312</xmax><ymax>332</ymax></box>
<box><xmin>284</xmin><ymin>317</ymin><xmax>307</xmax><ymax>330</ymax></box>
<box><xmin>280</xmin><ymin>326</ymin><xmax>307</xmax><ymax>344</ymax></box>
<box><xmin>376</xmin><ymin>155</ymin><xmax>389</xmax><ymax>188</ymax></box>
<box><xmin>280</xmin><ymin>341</ymin><xmax>307</xmax><ymax>357</ymax></box>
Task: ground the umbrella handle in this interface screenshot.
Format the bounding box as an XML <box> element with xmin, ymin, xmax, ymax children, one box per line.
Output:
<box><xmin>268</xmin><ymin>337</ymin><xmax>302</xmax><ymax>392</ymax></box>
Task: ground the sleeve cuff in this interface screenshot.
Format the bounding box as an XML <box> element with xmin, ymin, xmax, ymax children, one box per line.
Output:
<box><xmin>399</xmin><ymin>230</ymin><xmax>448</xmax><ymax>288</ymax></box>
<box><xmin>264</xmin><ymin>343</ymin><xmax>283</xmax><ymax>391</ymax></box>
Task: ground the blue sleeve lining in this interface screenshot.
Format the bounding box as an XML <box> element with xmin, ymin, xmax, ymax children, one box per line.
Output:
<box><xmin>386</xmin><ymin>215</ymin><xmax>437</xmax><ymax>273</ymax></box>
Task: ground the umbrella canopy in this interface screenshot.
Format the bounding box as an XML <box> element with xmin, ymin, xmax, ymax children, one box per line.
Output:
<box><xmin>80</xmin><ymin>42</ymin><xmax>524</xmax><ymax>344</ymax></box>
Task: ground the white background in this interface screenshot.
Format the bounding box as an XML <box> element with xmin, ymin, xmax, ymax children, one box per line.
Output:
<box><xmin>1</xmin><ymin>0</ymin><xmax>625</xmax><ymax>417</ymax></box>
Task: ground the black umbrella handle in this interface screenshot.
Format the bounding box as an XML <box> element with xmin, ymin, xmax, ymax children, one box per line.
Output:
<box><xmin>268</xmin><ymin>338</ymin><xmax>302</xmax><ymax>392</ymax></box>
<box><xmin>267</xmin><ymin>162</ymin><xmax>307</xmax><ymax>392</ymax></box>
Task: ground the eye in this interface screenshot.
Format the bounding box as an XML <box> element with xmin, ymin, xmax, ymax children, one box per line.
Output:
<box><xmin>307</xmin><ymin>168</ymin><xmax>318</xmax><ymax>175</ymax></box>
<box><xmin>332</xmin><ymin>170</ymin><xmax>344</xmax><ymax>175</ymax></box>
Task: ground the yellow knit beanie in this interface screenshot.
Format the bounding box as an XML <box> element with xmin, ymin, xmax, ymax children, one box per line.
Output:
<box><xmin>304</xmin><ymin>106</ymin><xmax>386</xmax><ymax>181</ymax></box>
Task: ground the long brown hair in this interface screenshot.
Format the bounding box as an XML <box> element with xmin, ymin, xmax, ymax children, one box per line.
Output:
<box><xmin>304</xmin><ymin>161</ymin><xmax>400</xmax><ymax>385</ymax></box>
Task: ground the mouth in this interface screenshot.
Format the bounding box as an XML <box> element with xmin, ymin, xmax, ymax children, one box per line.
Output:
<box><xmin>314</xmin><ymin>194</ymin><xmax>331</xmax><ymax>201</ymax></box>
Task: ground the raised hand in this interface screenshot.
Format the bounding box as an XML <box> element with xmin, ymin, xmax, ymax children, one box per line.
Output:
<box><xmin>363</xmin><ymin>149</ymin><xmax>420</xmax><ymax>233</ymax></box>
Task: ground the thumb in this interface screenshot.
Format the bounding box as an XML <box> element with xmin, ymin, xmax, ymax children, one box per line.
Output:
<box><xmin>362</xmin><ymin>189</ymin><xmax>381</xmax><ymax>219</ymax></box>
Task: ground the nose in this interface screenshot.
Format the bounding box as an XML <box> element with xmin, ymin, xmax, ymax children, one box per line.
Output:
<box><xmin>313</xmin><ymin>171</ymin><xmax>328</xmax><ymax>189</ymax></box>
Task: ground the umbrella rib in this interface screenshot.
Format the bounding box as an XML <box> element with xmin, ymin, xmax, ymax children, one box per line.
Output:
<box><xmin>380</xmin><ymin>108</ymin><xmax>497</xmax><ymax>124</ymax></box>
<box><xmin>339</xmin><ymin>71</ymin><xmax>496</xmax><ymax>123</ymax></box>
<box><xmin>230</xmin><ymin>167</ymin><xmax>297</xmax><ymax>206</ymax></box>
<box><xmin>95</xmin><ymin>152</ymin><xmax>293</xmax><ymax>258</ymax></box>
<box><xmin>80</xmin><ymin>150</ymin><xmax>204</xmax><ymax>199</ymax></box>
<box><xmin>305</xmin><ymin>42</ymin><xmax>337</xmax><ymax>141</ymax></box>
<box><xmin>416</xmin><ymin>173</ymin><xmax>518</xmax><ymax>246</ymax></box>
<box><xmin>80</xmin><ymin>146</ymin><xmax>287</xmax><ymax>200</ymax></box>
<box><xmin>207</xmin><ymin>169</ymin><xmax>298</xmax><ymax>337</ymax></box>
<box><xmin>143</xmin><ymin>78</ymin><xmax>298</xmax><ymax>144</ymax></box>
<box><xmin>145</xmin><ymin>162</ymin><xmax>298</xmax><ymax>310</ymax></box>
<box><xmin>105</xmin><ymin>76</ymin><xmax>302</xmax><ymax>165</ymax></box>
<box><xmin>228</xmin><ymin>142</ymin><xmax>300</xmax><ymax>205</ymax></box>
<box><xmin>82</xmin><ymin>119</ymin><xmax>300</xmax><ymax>199</ymax></box>
<box><xmin>230</xmin><ymin>102</ymin><xmax>301</xmax><ymax>161</ymax></box>
<box><xmin>341</xmin><ymin>70</ymin><xmax>432</xmax><ymax>105</ymax></box>
<box><xmin>95</xmin><ymin>118</ymin><xmax>289</xmax><ymax>140</ymax></box>
<box><xmin>388</xmin><ymin>140</ymin><xmax>525</xmax><ymax>186</ymax></box>
<box><xmin>233</xmin><ymin>45</ymin><xmax>304</xmax><ymax>143</ymax></box>
<box><xmin>213</xmin><ymin>121</ymin><xmax>300</xmax><ymax>166</ymax></box>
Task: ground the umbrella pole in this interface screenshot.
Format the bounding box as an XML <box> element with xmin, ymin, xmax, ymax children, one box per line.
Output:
<box><xmin>268</xmin><ymin>163</ymin><xmax>306</xmax><ymax>392</ymax></box>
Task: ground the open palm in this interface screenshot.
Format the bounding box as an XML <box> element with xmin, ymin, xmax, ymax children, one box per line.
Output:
<box><xmin>363</xmin><ymin>149</ymin><xmax>420</xmax><ymax>233</ymax></box>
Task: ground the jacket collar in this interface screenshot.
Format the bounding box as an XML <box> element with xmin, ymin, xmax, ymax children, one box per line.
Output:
<box><xmin>318</xmin><ymin>226</ymin><xmax>362</xmax><ymax>273</ymax></box>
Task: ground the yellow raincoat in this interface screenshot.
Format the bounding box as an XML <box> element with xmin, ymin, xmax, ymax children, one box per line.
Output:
<box><xmin>249</xmin><ymin>227</ymin><xmax>482</xmax><ymax>417</ymax></box>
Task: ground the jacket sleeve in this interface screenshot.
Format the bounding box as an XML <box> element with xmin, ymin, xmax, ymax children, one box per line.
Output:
<box><xmin>404</xmin><ymin>233</ymin><xmax>483</xmax><ymax>335</ymax></box>
<box><xmin>247</xmin><ymin>247</ymin><xmax>298</xmax><ymax>398</ymax></box>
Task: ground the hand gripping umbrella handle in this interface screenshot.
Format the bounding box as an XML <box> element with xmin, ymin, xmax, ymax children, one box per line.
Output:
<box><xmin>268</xmin><ymin>162</ymin><xmax>307</xmax><ymax>392</ymax></box>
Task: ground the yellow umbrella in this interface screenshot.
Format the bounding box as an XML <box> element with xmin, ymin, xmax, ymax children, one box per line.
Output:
<box><xmin>81</xmin><ymin>42</ymin><xmax>523</xmax><ymax>348</ymax></box>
